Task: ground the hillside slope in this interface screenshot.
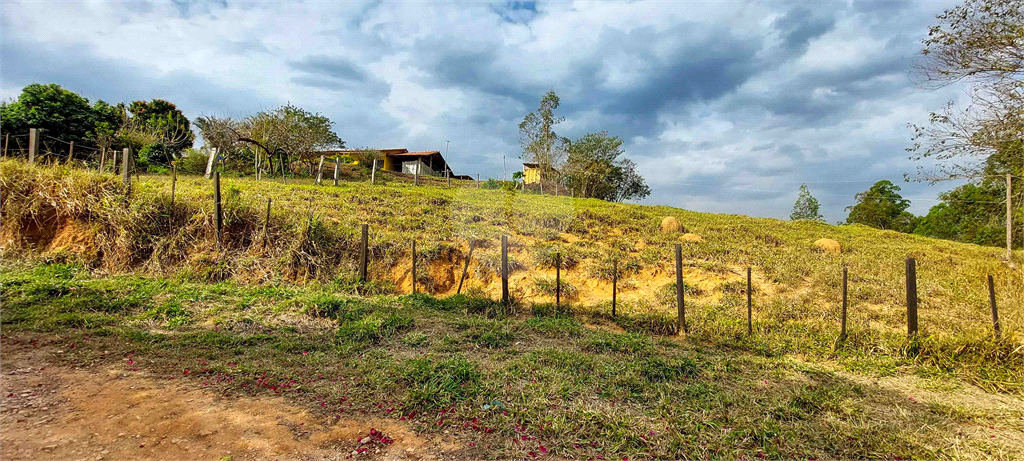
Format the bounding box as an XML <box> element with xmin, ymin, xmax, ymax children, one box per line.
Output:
<box><xmin>1</xmin><ymin>160</ymin><xmax>1022</xmax><ymax>389</ymax></box>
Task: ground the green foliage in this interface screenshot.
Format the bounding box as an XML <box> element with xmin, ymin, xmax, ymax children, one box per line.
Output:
<box><xmin>845</xmin><ymin>180</ymin><xmax>917</xmax><ymax>232</ymax></box>
<box><xmin>519</xmin><ymin>91</ymin><xmax>568</xmax><ymax>172</ymax></box>
<box><xmin>562</xmin><ymin>131</ymin><xmax>650</xmax><ymax>202</ymax></box>
<box><xmin>0</xmin><ymin>83</ymin><xmax>123</xmax><ymax>150</ymax></box>
<box><xmin>914</xmin><ymin>181</ymin><xmax>1021</xmax><ymax>248</ymax></box>
<box><xmin>790</xmin><ymin>184</ymin><xmax>824</xmax><ymax>221</ymax></box>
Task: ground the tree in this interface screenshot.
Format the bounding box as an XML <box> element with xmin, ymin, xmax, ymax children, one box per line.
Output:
<box><xmin>908</xmin><ymin>0</ymin><xmax>1023</xmax><ymax>182</ymax></box>
<box><xmin>561</xmin><ymin>132</ymin><xmax>650</xmax><ymax>202</ymax></box>
<box><xmin>913</xmin><ymin>182</ymin><xmax>1022</xmax><ymax>247</ymax></box>
<box><xmin>790</xmin><ymin>184</ymin><xmax>824</xmax><ymax>221</ymax></box>
<box><xmin>196</xmin><ymin>103</ymin><xmax>343</xmax><ymax>177</ymax></box>
<box><xmin>125</xmin><ymin>99</ymin><xmax>195</xmax><ymax>166</ymax></box>
<box><xmin>845</xmin><ymin>180</ymin><xmax>918</xmax><ymax>232</ymax></box>
<box><xmin>519</xmin><ymin>91</ymin><xmax>568</xmax><ymax>179</ymax></box>
<box><xmin>0</xmin><ymin>83</ymin><xmax>105</xmax><ymax>146</ymax></box>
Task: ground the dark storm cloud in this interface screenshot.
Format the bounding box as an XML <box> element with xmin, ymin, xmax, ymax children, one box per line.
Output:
<box><xmin>288</xmin><ymin>55</ymin><xmax>391</xmax><ymax>98</ymax></box>
<box><xmin>0</xmin><ymin>38</ymin><xmax>277</xmax><ymax>117</ymax></box>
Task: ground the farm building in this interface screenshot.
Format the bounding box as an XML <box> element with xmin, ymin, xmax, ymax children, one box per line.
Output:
<box><xmin>330</xmin><ymin>148</ymin><xmax>455</xmax><ymax>177</ymax></box>
<box><xmin>523</xmin><ymin>162</ymin><xmax>561</xmax><ymax>184</ymax></box>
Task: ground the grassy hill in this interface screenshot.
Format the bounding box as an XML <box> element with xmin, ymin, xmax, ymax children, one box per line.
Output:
<box><xmin>2</xmin><ymin>159</ymin><xmax>1022</xmax><ymax>459</ymax></box>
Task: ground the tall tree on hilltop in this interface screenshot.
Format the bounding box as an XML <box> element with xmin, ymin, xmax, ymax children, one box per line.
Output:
<box><xmin>790</xmin><ymin>184</ymin><xmax>824</xmax><ymax>221</ymax></box>
<box><xmin>561</xmin><ymin>132</ymin><xmax>650</xmax><ymax>202</ymax></box>
<box><xmin>519</xmin><ymin>91</ymin><xmax>569</xmax><ymax>180</ymax></box>
<box><xmin>846</xmin><ymin>180</ymin><xmax>918</xmax><ymax>232</ymax></box>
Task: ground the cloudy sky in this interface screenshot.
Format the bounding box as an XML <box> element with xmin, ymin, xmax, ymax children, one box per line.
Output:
<box><xmin>1</xmin><ymin>1</ymin><xmax>969</xmax><ymax>222</ymax></box>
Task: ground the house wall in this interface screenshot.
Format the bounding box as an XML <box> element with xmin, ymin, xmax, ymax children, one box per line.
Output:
<box><xmin>524</xmin><ymin>166</ymin><xmax>541</xmax><ymax>184</ymax></box>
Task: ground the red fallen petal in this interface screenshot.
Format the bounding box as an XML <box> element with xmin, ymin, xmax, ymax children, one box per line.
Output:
<box><xmin>539</xmin><ymin>445</ymin><xmax>548</xmax><ymax>453</ymax></box>
<box><xmin>528</xmin><ymin>452</ymin><xmax>538</xmax><ymax>458</ymax></box>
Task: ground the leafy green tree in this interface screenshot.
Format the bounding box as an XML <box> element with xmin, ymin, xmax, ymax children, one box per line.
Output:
<box><xmin>790</xmin><ymin>184</ymin><xmax>824</xmax><ymax>221</ymax></box>
<box><xmin>845</xmin><ymin>180</ymin><xmax>918</xmax><ymax>232</ymax></box>
<box><xmin>913</xmin><ymin>182</ymin><xmax>1021</xmax><ymax>247</ymax></box>
<box><xmin>561</xmin><ymin>132</ymin><xmax>650</xmax><ymax>202</ymax></box>
<box><xmin>125</xmin><ymin>99</ymin><xmax>194</xmax><ymax>166</ymax></box>
<box><xmin>0</xmin><ymin>83</ymin><xmax>103</xmax><ymax>144</ymax></box>
<box><xmin>519</xmin><ymin>91</ymin><xmax>568</xmax><ymax>179</ymax></box>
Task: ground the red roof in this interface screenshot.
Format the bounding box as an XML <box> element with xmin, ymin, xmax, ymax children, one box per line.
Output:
<box><xmin>386</xmin><ymin>151</ymin><xmax>442</xmax><ymax>157</ymax></box>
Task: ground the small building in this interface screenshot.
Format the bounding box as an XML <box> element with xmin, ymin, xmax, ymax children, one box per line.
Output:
<box><xmin>523</xmin><ymin>162</ymin><xmax>542</xmax><ymax>184</ymax></box>
<box><xmin>334</xmin><ymin>148</ymin><xmax>454</xmax><ymax>177</ymax></box>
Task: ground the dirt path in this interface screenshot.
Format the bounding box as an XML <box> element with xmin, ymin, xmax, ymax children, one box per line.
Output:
<box><xmin>0</xmin><ymin>341</ymin><xmax>455</xmax><ymax>461</ymax></box>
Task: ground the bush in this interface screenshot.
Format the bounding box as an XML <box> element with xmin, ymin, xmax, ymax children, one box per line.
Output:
<box><xmin>176</xmin><ymin>148</ymin><xmax>210</xmax><ymax>175</ymax></box>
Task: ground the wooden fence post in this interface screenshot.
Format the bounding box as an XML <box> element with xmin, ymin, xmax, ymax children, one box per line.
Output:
<box><xmin>906</xmin><ymin>258</ymin><xmax>918</xmax><ymax>336</ymax></box>
<box><xmin>2</xmin><ymin>133</ymin><xmax>7</xmax><ymax>157</ymax></box>
<box><xmin>1007</xmin><ymin>174</ymin><xmax>1012</xmax><ymax>262</ymax></box>
<box><xmin>122</xmin><ymin>148</ymin><xmax>131</xmax><ymax>186</ymax></box>
<box><xmin>359</xmin><ymin>224</ymin><xmax>369</xmax><ymax>282</ymax></box>
<box><xmin>675</xmin><ymin>244</ymin><xmax>686</xmax><ymax>334</ymax></box>
<box><xmin>412</xmin><ymin>240</ymin><xmax>417</xmax><ymax>294</ymax></box>
<box><xmin>170</xmin><ymin>163</ymin><xmax>177</xmax><ymax>210</ymax></box>
<box><xmin>262</xmin><ymin>197</ymin><xmax>271</xmax><ymax>249</ymax></box>
<box><xmin>315</xmin><ymin>155</ymin><xmax>325</xmax><ymax>185</ymax></box>
<box><xmin>747</xmin><ymin>267</ymin><xmax>753</xmax><ymax>335</ymax></box>
<box><xmin>555</xmin><ymin>252</ymin><xmax>561</xmax><ymax>308</ymax></box>
<box><xmin>204</xmin><ymin>147</ymin><xmax>216</xmax><ymax>179</ymax></box>
<box><xmin>447</xmin><ymin>170</ymin><xmax>451</xmax><ymax>188</ymax></box>
<box><xmin>457</xmin><ymin>241</ymin><xmax>475</xmax><ymax>294</ymax></box>
<box><xmin>214</xmin><ymin>171</ymin><xmax>223</xmax><ymax>248</ymax></box>
<box><xmin>988</xmin><ymin>275</ymin><xmax>1001</xmax><ymax>340</ymax></box>
<box><xmin>99</xmin><ymin>147</ymin><xmax>106</xmax><ymax>172</ymax></box>
<box><xmin>414</xmin><ymin>162</ymin><xmax>419</xmax><ymax>186</ymax></box>
<box><xmin>501</xmin><ymin>235</ymin><xmax>509</xmax><ymax>304</ymax></box>
<box><xmin>66</xmin><ymin>141</ymin><xmax>74</xmax><ymax>163</ymax></box>
<box><xmin>840</xmin><ymin>266</ymin><xmax>848</xmax><ymax>340</ymax></box>
<box><xmin>477</xmin><ymin>174</ymin><xmax>480</xmax><ymax>189</ymax></box>
<box><xmin>333</xmin><ymin>157</ymin><xmax>340</xmax><ymax>186</ymax></box>
<box><xmin>612</xmin><ymin>259</ymin><xmax>617</xmax><ymax>318</ymax></box>
<box><xmin>371</xmin><ymin>159</ymin><xmax>377</xmax><ymax>185</ymax></box>
<box><xmin>28</xmin><ymin>128</ymin><xmax>38</xmax><ymax>164</ymax></box>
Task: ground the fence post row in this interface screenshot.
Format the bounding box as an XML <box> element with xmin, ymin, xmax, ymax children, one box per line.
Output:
<box><xmin>675</xmin><ymin>244</ymin><xmax>686</xmax><ymax>334</ymax></box>
<box><xmin>906</xmin><ymin>257</ymin><xmax>918</xmax><ymax>336</ymax></box>
<box><xmin>988</xmin><ymin>275</ymin><xmax>1001</xmax><ymax>340</ymax></box>
<box><xmin>371</xmin><ymin>159</ymin><xmax>377</xmax><ymax>185</ymax></box>
<box><xmin>457</xmin><ymin>241</ymin><xmax>475</xmax><ymax>295</ymax></box>
<box><xmin>214</xmin><ymin>171</ymin><xmax>223</xmax><ymax>248</ymax></box>
<box><xmin>359</xmin><ymin>224</ymin><xmax>369</xmax><ymax>282</ymax></box>
<box><xmin>333</xmin><ymin>156</ymin><xmax>340</xmax><ymax>186</ymax></box>
<box><xmin>28</xmin><ymin>128</ymin><xmax>38</xmax><ymax>164</ymax></box>
<box><xmin>316</xmin><ymin>155</ymin><xmax>325</xmax><ymax>185</ymax></box>
<box><xmin>66</xmin><ymin>141</ymin><xmax>74</xmax><ymax>163</ymax></box>
<box><xmin>747</xmin><ymin>267</ymin><xmax>753</xmax><ymax>336</ymax></box>
<box><xmin>411</xmin><ymin>240</ymin><xmax>417</xmax><ymax>294</ymax></box>
<box><xmin>840</xmin><ymin>266</ymin><xmax>848</xmax><ymax>341</ymax></box>
<box><xmin>2</xmin><ymin>133</ymin><xmax>8</xmax><ymax>157</ymax></box>
<box><xmin>501</xmin><ymin>235</ymin><xmax>509</xmax><ymax>304</ymax></box>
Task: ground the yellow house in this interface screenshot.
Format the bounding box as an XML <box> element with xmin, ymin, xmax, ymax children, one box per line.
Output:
<box><xmin>523</xmin><ymin>162</ymin><xmax>541</xmax><ymax>184</ymax></box>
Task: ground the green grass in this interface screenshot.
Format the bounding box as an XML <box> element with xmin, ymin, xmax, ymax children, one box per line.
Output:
<box><xmin>0</xmin><ymin>262</ymin><xmax>1021</xmax><ymax>460</ymax></box>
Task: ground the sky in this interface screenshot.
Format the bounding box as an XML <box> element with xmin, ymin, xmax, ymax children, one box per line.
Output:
<box><xmin>0</xmin><ymin>0</ymin><xmax>971</xmax><ymax>222</ymax></box>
